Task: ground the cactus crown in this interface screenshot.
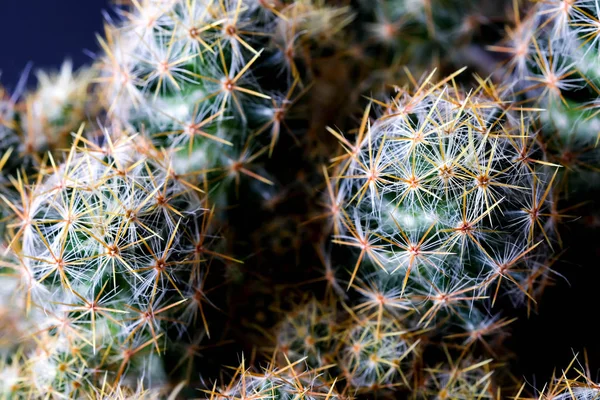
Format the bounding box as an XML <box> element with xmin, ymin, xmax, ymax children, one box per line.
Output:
<box><xmin>333</xmin><ymin>77</ymin><xmax>557</xmax><ymax>317</ymax></box>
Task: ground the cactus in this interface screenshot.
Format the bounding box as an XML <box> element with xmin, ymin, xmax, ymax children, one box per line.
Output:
<box><xmin>96</xmin><ymin>0</ymin><xmax>272</xmax><ymax>185</ymax></box>
<box><xmin>0</xmin><ymin>63</ymin><xmax>95</xmax><ymax>181</ymax></box>
<box><xmin>358</xmin><ymin>0</ymin><xmax>506</xmax><ymax>69</ymax></box>
<box><xmin>492</xmin><ymin>0</ymin><xmax>600</xmax><ymax>193</ymax></box>
<box><xmin>331</xmin><ymin>77</ymin><xmax>557</xmax><ymax>323</ymax></box>
<box><xmin>336</xmin><ymin>312</ymin><xmax>419</xmax><ymax>394</ymax></box>
<box><xmin>22</xmin><ymin>62</ymin><xmax>95</xmax><ymax>156</ymax></box>
<box><xmin>205</xmin><ymin>355</ymin><xmax>342</xmax><ymax>400</ymax></box>
<box><xmin>1</xmin><ymin>127</ymin><xmax>219</xmax><ymax>395</ymax></box>
<box><xmin>95</xmin><ymin>0</ymin><xmax>352</xmax><ymax>202</ymax></box>
<box><xmin>417</xmin><ymin>355</ymin><xmax>499</xmax><ymax>399</ymax></box>
<box><xmin>270</xmin><ymin>297</ymin><xmax>339</xmax><ymax>370</ymax></box>
<box><xmin>516</xmin><ymin>355</ymin><xmax>600</xmax><ymax>400</ymax></box>
<box><xmin>0</xmin><ymin>85</ymin><xmax>20</xmax><ymax>177</ymax></box>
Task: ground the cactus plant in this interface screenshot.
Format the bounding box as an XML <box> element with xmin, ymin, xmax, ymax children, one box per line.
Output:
<box><xmin>331</xmin><ymin>78</ymin><xmax>558</xmax><ymax>322</ymax></box>
<box><xmin>1</xmin><ymin>127</ymin><xmax>220</xmax><ymax>395</ymax></box>
<box><xmin>492</xmin><ymin>0</ymin><xmax>600</xmax><ymax>193</ymax></box>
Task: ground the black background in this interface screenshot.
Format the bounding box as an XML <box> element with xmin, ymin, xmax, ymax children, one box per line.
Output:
<box><xmin>1</xmin><ymin>0</ymin><xmax>599</xmax><ymax>392</ymax></box>
<box><xmin>0</xmin><ymin>0</ymin><xmax>108</xmax><ymax>90</ymax></box>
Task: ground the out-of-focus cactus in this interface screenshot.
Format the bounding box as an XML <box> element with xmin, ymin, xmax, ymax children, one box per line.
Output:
<box><xmin>1</xmin><ymin>64</ymin><xmax>95</xmax><ymax>177</ymax></box>
<box><xmin>313</xmin><ymin>0</ymin><xmax>512</xmax><ymax>110</ymax></box>
<box><xmin>358</xmin><ymin>0</ymin><xmax>506</xmax><ymax>69</ymax></box>
<box><xmin>0</xmin><ymin>254</ymin><xmax>30</xmax><ymax>356</ymax></box>
<box><xmin>336</xmin><ymin>312</ymin><xmax>419</xmax><ymax>394</ymax></box>
<box><xmin>265</xmin><ymin>292</ymin><xmax>422</xmax><ymax>395</ymax></box>
<box><xmin>21</xmin><ymin>61</ymin><xmax>96</xmax><ymax>158</ymax></box>
<box><xmin>270</xmin><ymin>296</ymin><xmax>339</xmax><ymax>370</ymax></box>
<box><xmin>0</xmin><ymin>85</ymin><xmax>20</xmax><ymax>177</ymax></box>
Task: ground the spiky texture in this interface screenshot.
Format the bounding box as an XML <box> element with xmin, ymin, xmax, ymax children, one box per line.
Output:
<box><xmin>1</xmin><ymin>128</ymin><xmax>220</xmax><ymax>395</ymax></box>
<box><xmin>417</xmin><ymin>355</ymin><xmax>500</xmax><ymax>399</ymax></box>
<box><xmin>516</xmin><ymin>354</ymin><xmax>600</xmax><ymax>400</ymax></box>
<box><xmin>2</xmin><ymin>0</ymin><xmax>600</xmax><ymax>399</ymax></box>
<box><xmin>270</xmin><ymin>297</ymin><xmax>339</xmax><ymax>370</ymax></box>
<box><xmin>335</xmin><ymin>312</ymin><xmax>418</xmax><ymax>394</ymax></box>
<box><xmin>331</xmin><ymin>76</ymin><xmax>558</xmax><ymax>324</ymax></box>
<box><xmin>205</xmin><ymin>356</ymin><xmax>342</xmax><ymax>400</ymax></box>
<box><xmin>95</xmin><ymin>0</ymin><xmax>352</xmax><ymax>201</ymax></box>
<box><xmin>493</xmin><ymin>0</ymin><xmax>600</xmax><ymax>191</ymax></box>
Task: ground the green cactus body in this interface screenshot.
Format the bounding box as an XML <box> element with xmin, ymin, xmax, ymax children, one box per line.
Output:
<box><xmin>493</xmin><ymin>0</ymin><xmax>600</xmax><ymax>191</ymax></box>
<box><xmin>96</xmin><ymin>0</ymin><xmax>314</xmax><ymax>204</ymax></box>
<box><xmin>333</xmin><ymin>84</ymin><xmax>556</xmax><ymax>323</ymax></box>
<box><xmin>9</xmin><ymin>130</ymin><xmax>213</xmax><ymax>394</ymax></box>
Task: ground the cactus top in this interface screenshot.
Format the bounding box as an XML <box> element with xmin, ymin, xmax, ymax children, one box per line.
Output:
<box><xmin>334</xmin><ymin>81</ymin><xmax>557</xmax><ymax>312</ymax></box>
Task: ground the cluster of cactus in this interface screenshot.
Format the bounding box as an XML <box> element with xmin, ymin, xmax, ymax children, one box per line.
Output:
<box><xmin>1</xmin><ymin>0</ymin><xmax>600</xmax><ymax>398</ymax></box>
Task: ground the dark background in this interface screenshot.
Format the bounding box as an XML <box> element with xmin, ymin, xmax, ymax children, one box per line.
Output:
<box><xmin>0</xmin><ymin>0</ymin><xmax>109</xmax><ymax>90</ymax></box>
<box><xmin>1</xmin><ymin>0</ymin><xmax>599</xmax><ymax>392</ymax></box>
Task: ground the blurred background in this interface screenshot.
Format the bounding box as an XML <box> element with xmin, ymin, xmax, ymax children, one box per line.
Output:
<box><xmin>0</xmin><ymin>0</ymin><xmax>108</xmax><ymax>90</ymax></box>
